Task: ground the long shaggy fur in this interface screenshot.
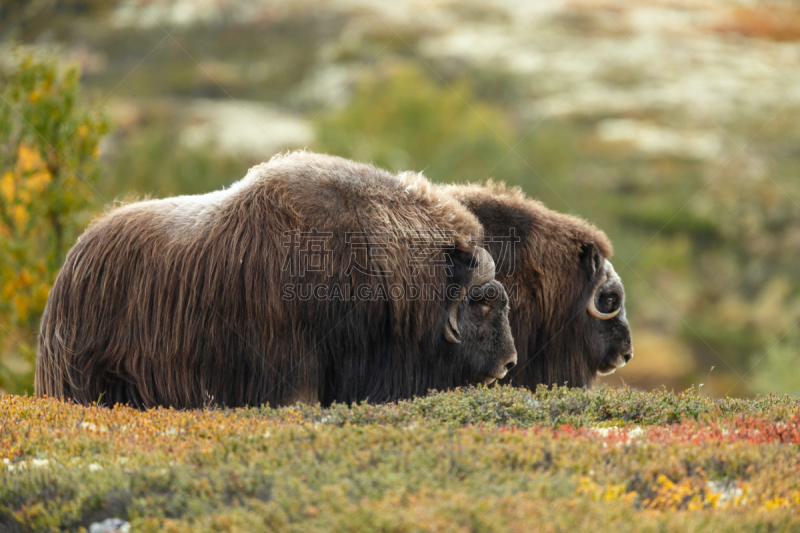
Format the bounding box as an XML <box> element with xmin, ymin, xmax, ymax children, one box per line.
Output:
<box><xmin>444</xmin><ymin>181</ymin><xmax>631</xmax><ymax>388</ymax></box>
<box><xmin>36</xmin><ymin>152</ymin><xmax>501</xmax><ymax>408</ymax></box>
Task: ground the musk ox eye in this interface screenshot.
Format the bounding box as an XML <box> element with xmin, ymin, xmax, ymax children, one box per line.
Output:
<box><xmin>599</xmin><ymin>292</ymin><xmax>620</xmax><ymax>313</ymax></box>
<box><xmin>470</xmin><ymin>299</ymin><xmax>492</xmax><ymax>317</ymax></box>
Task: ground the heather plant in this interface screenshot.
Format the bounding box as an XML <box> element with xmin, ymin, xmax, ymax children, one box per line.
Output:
<box><xmin>2</xmin><ymin>386</ymin><xmax>799</xmax><ymax>531</ymax></box>
<box><xmin>0</xmin><ymin>51</ymin><xmax>109</xmax><ymax>393</ymax></box>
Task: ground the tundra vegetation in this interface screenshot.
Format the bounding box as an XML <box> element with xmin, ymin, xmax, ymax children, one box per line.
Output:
<box><xmin>2</xmin><ymin>386</ymin><xmax>800</xmax><ymax>531</ymax></box>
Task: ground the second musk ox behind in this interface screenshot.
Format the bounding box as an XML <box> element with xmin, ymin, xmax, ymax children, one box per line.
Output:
<box><xmin>36</xmin><ymin>152</ymin><xmax>517</xmax><ymax>409</ymax></box>
<box><xmin>444</xmin><ymin>182</ymin><xmax>633</xmax><ymax>389</ymax></box>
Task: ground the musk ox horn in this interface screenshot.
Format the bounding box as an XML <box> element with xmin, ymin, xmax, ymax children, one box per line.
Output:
<box><xmin>587</xmin><ymin>264</ymin><xmax>621</xmax><ymax>320</ymax></box>
<box><xmin>443</xmin><ymin>292</ymin><xmax>463</xmax><ymax>344</ymax></box>
<box><xmin>468</xmin><ymin>246</ymin><xmax>496</xmax><ymax>289</ymax></box>
<box><xmin>444</xmin><ymin>247</ymin><xmax>496</xmax><ymax>344</ymax></box>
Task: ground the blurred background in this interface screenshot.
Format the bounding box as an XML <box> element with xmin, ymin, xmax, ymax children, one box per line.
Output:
<box><xmin>2</xmin><ymin>0</ymin><xmax>800</xmax><ymax>397</ymax></box>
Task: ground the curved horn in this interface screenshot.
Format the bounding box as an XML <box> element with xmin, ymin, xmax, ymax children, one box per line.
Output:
<box><xmin>587</xmin><ymin>269</ymin><xmax>621</xmax><ymax>320</ymax></box>
<box><xmin>443</xmin><ymin>247</ymin><xmax>496</xmax><ymax>344</ymax></box>
<box><xmin>443</xmin><ymin>289</ymin><xmax>464</xmax><ymax>344</ymax></box>
<box><xmin>468</xmin><ymin>246</ymin><xmax>496</xmax><ymax>290</ymax></box>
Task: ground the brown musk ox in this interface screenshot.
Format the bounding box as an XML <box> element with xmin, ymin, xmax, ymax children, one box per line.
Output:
<box><xmin>35</xmin><ymin>152</ymin><xmax>517</xmax><ymax>409</ymax></box>
<box><xmin>442</xmin><ymin>181</ymin><xmax>633</xmax><ymax>389</ymax></box>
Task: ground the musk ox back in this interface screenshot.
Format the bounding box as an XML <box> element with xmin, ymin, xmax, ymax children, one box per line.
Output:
<box><xmin>443</xmin><ymin>182</ymin><xmax>633</xmax><ymax>389</ymax></box>
<box><xmin>36</xmin><ymin>152</ymin><xmax>517</xmax><ymax>408</ymax></box>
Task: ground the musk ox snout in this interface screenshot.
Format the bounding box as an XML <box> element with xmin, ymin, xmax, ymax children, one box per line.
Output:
<box><xmin>597</xmin><ymin>344</ymin><xmax>632</xmax><ymax>376</ymax></box>
<box><xmin>597</xmin><ymin>327</ymin><xmax>633</xmax><ymax>376</ymax></box>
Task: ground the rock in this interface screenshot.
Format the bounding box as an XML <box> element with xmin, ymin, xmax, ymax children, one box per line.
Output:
<box><xmin>88</xmin><ymin>518</ymin><xmax>130</xmax><ymax>533</ymax></box>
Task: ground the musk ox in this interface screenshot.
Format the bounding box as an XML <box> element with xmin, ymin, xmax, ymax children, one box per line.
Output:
<box><xmin>36</xmin><ymin>152</ymin><xmax>517</xmax><ymax>409</ymax></box>
<box><xmin>442</xmin><ymin>181</ymin><xmax>633</xmax><ymax>389</ymax></box>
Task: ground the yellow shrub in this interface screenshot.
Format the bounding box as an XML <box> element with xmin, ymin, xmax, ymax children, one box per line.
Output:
<box><xmin>0</xmin><ymin>51</ymin><xmax>109</xmax><ymax>393</ymax></box>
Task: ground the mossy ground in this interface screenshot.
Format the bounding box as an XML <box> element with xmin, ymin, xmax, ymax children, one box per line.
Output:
<box><xmin>2</xmin><ymin>386</ymin><xmax>799</xmax><ymax>532</ymax></box>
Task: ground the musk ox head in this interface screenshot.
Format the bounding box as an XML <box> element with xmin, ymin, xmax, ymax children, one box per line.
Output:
<box><xmin>442</xmin><ymin>181</ymin><xmax>633</xmax><ymax>389</ymax></box>
<box><xmin>581</xmin><ymin>244</ymin><xmax>633</xmax><ymax>376</ymax></box>
<box><xmin>445</xmin><ymin>247</ymin><xmax>517</xmax><ymax>385</ymax></box>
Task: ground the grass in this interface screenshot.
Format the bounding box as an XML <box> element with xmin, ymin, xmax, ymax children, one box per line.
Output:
<box><xmin>1</xmin><ymin>386</ymin><xmax>799</xmax><ymax>532</ymax></box>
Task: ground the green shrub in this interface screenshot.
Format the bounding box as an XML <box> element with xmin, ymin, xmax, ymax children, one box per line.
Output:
<box><xmin>314</xmin><ymin>62</ymin><xmax>519</xmax><ymax>185</ymax></box>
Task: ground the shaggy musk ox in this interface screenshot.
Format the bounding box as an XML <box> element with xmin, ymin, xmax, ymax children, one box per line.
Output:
<box><xmin>443</xmin><ymin>182</ymin><xmax>633</xmax><ymax>389</ymax></box>
<box><xmin>36</xmin><ymin>152</ymin><xmax>517</xmax><ymax>409</ymax></box>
